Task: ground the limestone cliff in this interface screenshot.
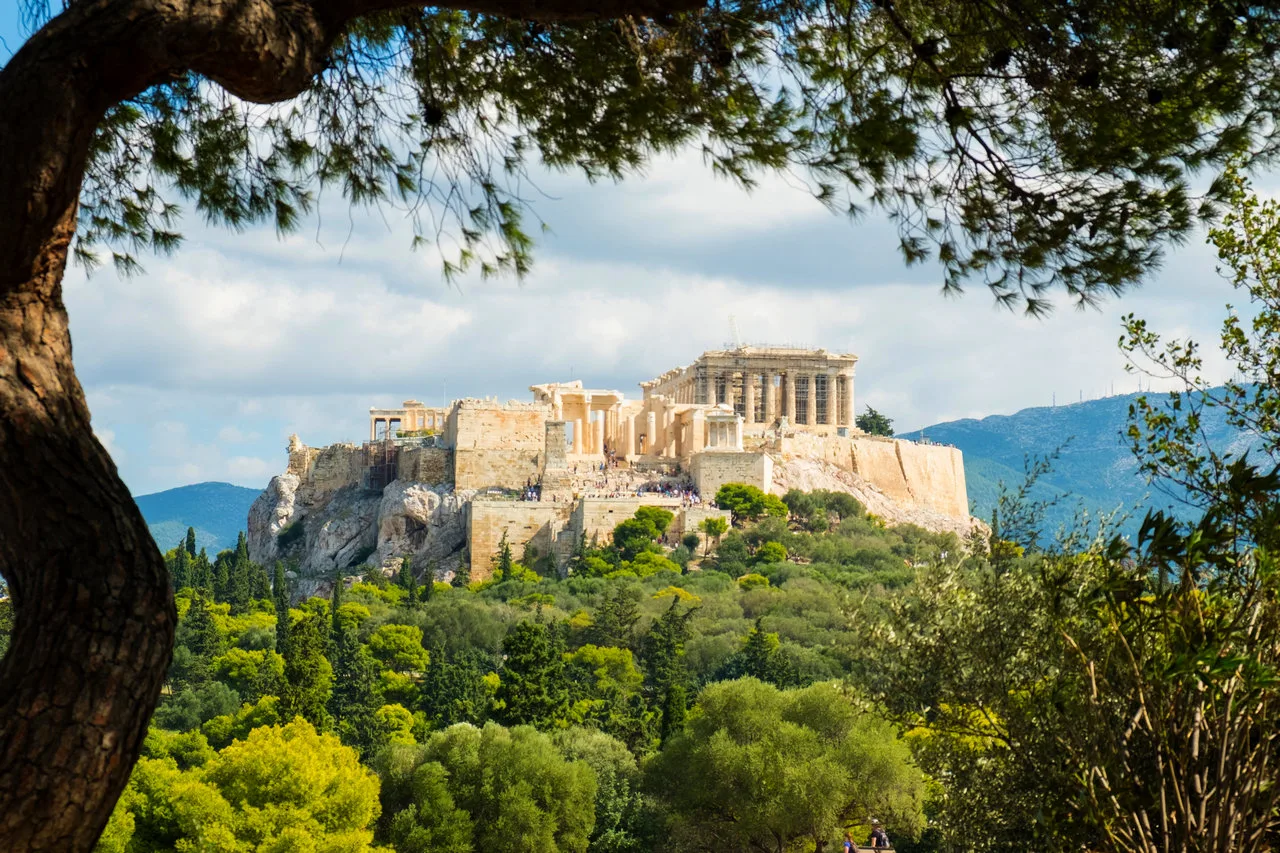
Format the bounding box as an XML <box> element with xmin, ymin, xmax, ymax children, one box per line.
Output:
<box><xmin>768</xmin><ymin>452</ymin><xmax>983</xmax><ymax>539</ymax></box>
<box><xmin>247</xmin><ymin>440</ymin><xmax>469</xmax><ymax>586</ymax></box>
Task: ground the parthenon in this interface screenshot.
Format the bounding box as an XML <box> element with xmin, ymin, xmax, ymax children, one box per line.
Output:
<box><xmin>640</xmin><ymin>346</ymin><xmax>858</xmax><ymax>436</ymax></box>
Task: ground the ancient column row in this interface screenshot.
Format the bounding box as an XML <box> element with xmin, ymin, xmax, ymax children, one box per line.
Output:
<box><xmin>710</xmin><ymin>368</ymin><xmax>856</xmax><ymax>427</ymax></box>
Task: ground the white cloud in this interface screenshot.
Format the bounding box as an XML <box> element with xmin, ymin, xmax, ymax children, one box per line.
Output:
<box><xmin>57</xmin><ymin>138</ymin><xmax>1260</xmax><ymax>495</ymax></box>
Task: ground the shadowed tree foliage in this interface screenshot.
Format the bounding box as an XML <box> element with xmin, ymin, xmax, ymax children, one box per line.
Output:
<box><xmin>7</xmin><ymin>0</ymin><xmax>1280</xmax><ymax>849</ymax></box>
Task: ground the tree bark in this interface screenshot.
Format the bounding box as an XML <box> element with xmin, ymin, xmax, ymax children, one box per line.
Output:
<box><xmin>0</xmin><ymin>0</ymin><xmax>702</xmax><ymax>849</ymax></box>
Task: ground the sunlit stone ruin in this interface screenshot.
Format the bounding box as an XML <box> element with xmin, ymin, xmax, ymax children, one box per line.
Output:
<box><xmin>249</xmin><ymin>345</ymin><xmax>974</xmax><ymax>592</ymax></box>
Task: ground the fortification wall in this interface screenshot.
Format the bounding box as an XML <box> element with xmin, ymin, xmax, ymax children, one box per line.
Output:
<box><xmin>468</xmin><ymin>500</ymin><xmax>573</xmax><ymax>581</ymax></box>
<box><xmin>452</xmin><ymin>400</ymin><xmax>551</xmax><ymax>450</ymax></box>
<box><xmin>449</xmin><ymin>399</ymin><xmax>552</xmax><ymax>491</ymax></box>
<box><xmin>676</xmin><ymin>505</ymin><xmax>732</xmax><ymax>541</ymax></box>
<box><xmin>575</xmin><ymin>497</ymin><xmax>645</xmax><ymax>548</ymax></box>
<box><xmin>292</xmin><ymin>443</ymin><xmax>366</xmax><ymax>503</ymax></box>
<box><xmin>398</xmin><ymin>447</ymin><xmax>454</xmax><ymax>485</ymax></box>
<box><xmin>691</xmin><ymin>451</ymin><xmax>774</xmax><ymax>500</ymax></box>
<box><xmin>778</xmin><ymin>432</ymin><xmax>968</xmax><ymax>520</ymax></box>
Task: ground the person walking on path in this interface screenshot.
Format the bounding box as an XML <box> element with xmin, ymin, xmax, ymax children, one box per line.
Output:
<box><xmin>842</xmin><ymin>830</ymin><xmax>855</xmax><ymax>852</ymax></box>
<box><xmin>869</xmin><ymin>819</ymin><xmax>890</xmax><ymax>849</ymax></box>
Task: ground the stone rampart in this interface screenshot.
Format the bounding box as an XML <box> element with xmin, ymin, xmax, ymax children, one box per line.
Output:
<box><xmin>468</xmin><ymin>500</ymin><xmax>573</xmax><ymax>581</ymax></box>
<box><xmin>691</xmin><ymin>451</ymin><xmax>774</xmax><ymax>500</ymax></box>
<box><xmin>778</xmin><ymin>432</ymin><xmax>968</xmax><ymax>520</ymax></box>
<box><xmin>293</xmin><ymin>443</ymin><xmax>366</xmax><ymax>503</ymax></box>
<box><xmin>449</xmin><ymin>399</ymin><xmax>552</xmax><ymax>491</ymax></box>
<box><xmin>397</xmin><ymin>446</ymin><xmax>454</xmax><ymax>485</ymax></box>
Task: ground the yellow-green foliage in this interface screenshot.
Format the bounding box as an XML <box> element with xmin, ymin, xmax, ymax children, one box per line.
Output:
<box><xmin>100</xmin><ymin>719</ymin><xmax>382</xmax><ymax>852</ymax></box>
<box><xmin>375</xmin><ymin>703</ymin><xmax>417</xmax><ymax>746</ymax></box>
<box><xmin>367</xmin><ymin>624</ymin><xmax>430</xmax><ymax>673</ymax></box>
<box><xmin>211</xmin><ymin>649</ymin><xmax>284</xmax><ymax>696</ymax></box>
<box><xmin>737</xmin><ymin>573</ymin><xmax>771</xmax><ymax>590</ymax></box>
<box><xmin>653</xmin><ymin>586</ymin><xmax>701</xmax><ymax>605</ymax></box>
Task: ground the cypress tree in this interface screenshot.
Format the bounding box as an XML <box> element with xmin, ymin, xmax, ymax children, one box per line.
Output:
<box><xmin>421</xmin><ymin>560</ymin><xmax>437</xmax><ymax>603</ymax></box>
<box><xmin>248</xmin><ymin>560</ymin><xmax>271</xmax><ymax>601</ymax></box>
<box><xmin>190</xmin><ymin>548</ymin><xmax>212</xmax><ymax>593</ymax></box>
<box><xmin>185</xmin><ymin>526</ymin><xmax>197</xmax><ymax>558</ymax></box>
<box><xmin>494</xmin><ymin>531</ymin><xmax>514</xmax><ymax>581</ymax></box>
<box><xmin>641</xmin><ymin>598</ymin><xmax>697</xmax><ymax>737</ymax></box>
<box><xmin>273</xmin><ymin>561</ymin><xmax>290</xmax><ymax>659</ymax></box>
<box><xmin>452</xmin><ymin>556</ymin><xmax>471</xmax><ymax>588</ymax></box>
<box><xmin>169</xmin><ymin>545</ymin><xmax>191</xmax><ymax>591</ymax></box>
<box><xmin>212</xmin><ymin>549</ymin><xmax>234</xmax><ymax>603</ymax></box>
<box><xmin>235</xmin><ymin>531</ymin><xmax>249</xmax><ymax>564</ymax></box>
<box><xmin>175</xmin><ymin>593</ymin><xmax>222</xmax><ymax>689</ymax></box>
<box><xmin>495</xmin><ymin>619</ymin><xmax>568</xmax><ymax>729</ymax></box>
<box><xmin>403</xmin><ymin>557</ymin><xmax>420</xmax><ymax>609</ymax></box>
<box><xmin>280</xmin><ymin>611</ymin><xmax>333</xmax><ymax>728</ymax></box>
<box><xmin>327</xmin><ymin>622</ymin><xmax>380</xmax><ymax>753</ymax></box>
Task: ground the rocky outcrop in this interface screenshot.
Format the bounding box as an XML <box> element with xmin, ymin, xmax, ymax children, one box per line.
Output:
<box><xmin>247</xmin><ymin>473</ymin><xmax>300</xmax><ymax>567</ymax></box>
<box><xmin>376</xmin><ymin>480</ymin><xmax>473</xmax><ymax>568</ymax></box>
<box><xmin>770</xmin><ymin>453</ymin><xmax>984</xmax><ymax>539</ymax></box>
<box><xmin>248</xmin><ymin>469</ymin><xmax>471</xmax><ymax>586</ymax></box>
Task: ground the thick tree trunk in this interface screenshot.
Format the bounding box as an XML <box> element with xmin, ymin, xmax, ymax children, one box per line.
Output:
<box><xmin>0</xmin><ymin>0</ymin><xmax>701</xmax><ymax>849</ymax></box>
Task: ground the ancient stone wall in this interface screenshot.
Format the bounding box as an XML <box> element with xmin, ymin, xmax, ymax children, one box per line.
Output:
<box><xmin>295</xmin><ymin>443</ymin><xmax>366</xmax><ymax>504</ymax></box>
<box><xmin>468</xmin><ymin>500</ymin><xmax>573</xmax><ymax>581</ymax></box>
<box><xmin>676</xmin><ymin>505</ymin><xmax>733</xmax><ymax>541</ymax></box>
<box><xmin>450</xmin><ymin>400</ymin><xmax>552</xmax><ymax>491</ymax></box>
<box><xmin>690</xmin><ymin>451</ymin><xmax>774</xmax><ymax>500</ymax></box>
<box><xmin>778</xmin><ymin>432</ymin><xmax>968</xmax><ymax>520</ymax></box>
<box><xmin>575</xmin><ymin>497</ymin><xmax>645</xmax><ymax>548</ymax></box>
<box><xmin>397</xmin><ymin>447</ymin><xmax>454</xmax><ymax>485</ymax></box>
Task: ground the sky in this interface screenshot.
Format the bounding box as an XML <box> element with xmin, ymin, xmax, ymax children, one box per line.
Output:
<box><xmin>1</xmin><ymin>14</ymin><xmax>1264</xmax><ymax>496</ymax></box>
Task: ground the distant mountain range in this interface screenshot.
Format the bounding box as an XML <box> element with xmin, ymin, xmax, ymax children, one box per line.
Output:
<box><xmin>901</xmin><ymin>390</ymin><xmax>1255</xmax><ymax>540</ymax></box>
<box><xmin>134</xmin><ymin>482</ymin><xmax>262</xmax><ymax>554</ymax></box>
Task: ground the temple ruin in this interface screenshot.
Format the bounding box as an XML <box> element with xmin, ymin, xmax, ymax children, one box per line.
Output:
<box><xmin>250</xmin><ymin>345</ymin><xmax>972</xmax><ymax>583</ymax></box>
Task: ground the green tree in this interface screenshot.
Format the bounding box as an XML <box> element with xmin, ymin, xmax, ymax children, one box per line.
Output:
<box><xmin>368</xmin><ymin>624</ymin><xmax>431</xmax><ymax>674</ymax></box>
<box><xmin>698</xmin><ymin>516</ymin><xmax>728</xmax><ymax>556</ymax></box>
<box><xmin>420</xmin><ymin>648</ymin><xmax>493</xmax><ymax>730</ymax></box>
<box><xmin>649</xmin><ymin>679</ymin><xmax>925</xmax><ymax>852</ymax></box>
<box><xmin>210</xmin><ymin>647</ymin><xmax>284</xmax><ymax>702</ymax></box>
<box><xmin>377</xmin><ymin>722</ymin><xmax>596</xmax><ymax>853</ymax></box>
<box><xmin>714</xmin><ymin>483</ymin><xmax>788</xmax><ymax>526</ymax></box>
<box><xmin>633</xmin><ymin>506</ymin><xmax>674</xmax><ymax>538</ymax></box>
<box><xmin>856</xmin><ymin>405</ymin><xmax>895</xmax><ymax>437</ymax></box>
<box><xmin>16</xmin><ymin>0</ymin><xmax>1280</xmax><ymax>842</ymax></box>
<box><xmin>167</xmin><ymin>545</ymin><xmax>191</xmax><ymax>592</ymax></box>
<box><xmin>493</xmin><ymin>532</ymin><xmax>515</xmax><ymax>582</ymax></box>
<box><xmin>280</xmin><ymin>611</ymin><xmax>334</xmax><ymax>729</ymax></box>
<box><xmin>171</xmin><ymin>594</ymin><xmax>222</xmax><ymax>690</ymax></box>
<box><xmin>273</xmin><ymin>561</ymin><xmax>290</xmax><ymax>659</ymax></box>
<box><xmin>553</xmin><ymin>727</ymin><xmax>652</xmax><ymax>853</ymax></box>
<box><xmin>496</xmin><ymin>620</ymin><xmax>569</xmax><ymax>729</ymax></box>
<box><xmin>422</xmin><ymin>560</ymin><xmax>438</xmax><ymax>603</ymax></box>
<box><xmin>106</xmin><ymin>719</ymin><xmax>382</xmax><ymax>851</ymax></box>
<box><xmin>640</xmin><ymin>599</ymin><xmax>697</xmax><ymax>745</ymax></box>
<box><xmin>586</xmin><ymin>586</ymin><xmax>642</xmax><ymax>650</ymax></box>
<box><xmin>184</xmin><ymin>527</ymin><xmax>197</xmax><ymax>558</ymax></box>
<box><xmin>715</xmin><ymin>618</ymin><xmax>799</xmax><ymax>688</ymax></box>
<box><xmin>611</xmin><ymin>518</ymin><xmax>660</xmax><ymax>562</ymax></box>
<box><xmin>754</xmin><ymin>540</ymin><xmax>788</xmax><ymax>565</ymax></box>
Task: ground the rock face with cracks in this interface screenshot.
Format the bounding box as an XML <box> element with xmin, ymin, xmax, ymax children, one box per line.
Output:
<box><xmin>248</xmin><ymin>466</ymin><xmax>470</xmax><ymax>590</ymax></box>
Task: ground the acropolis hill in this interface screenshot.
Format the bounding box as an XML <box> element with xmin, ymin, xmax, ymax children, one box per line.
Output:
<box><xmin>247</xmin><ymin>345</ymin><xmax>973</xmax><ymax>589</ymax></box>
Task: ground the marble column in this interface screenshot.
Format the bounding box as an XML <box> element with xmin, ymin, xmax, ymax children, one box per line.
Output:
<box><xmin>743</xmin><ymin>372</ymin><xmax>755</xmax><ymax>425</ymax></box>
<box><xmin>763</xmin><ymin>373</ymin><xmax>775</xmax><ymax>424</ymax></box>
<box><xmin>646</xmin><ymin>411</ymin><xmax>657</xmax><ymax>455</ymax></box>
<box><xmin>784</xmin><ymin>374</ymin><xmax>796</xmax><ymax>422</ymax></box>
<box><xmin>370</xmin><ymin>418</ymin><xmax>377</xmax><ymax>441</ymax></box>
<box><xmin>805</xmin><ymin>373</ymin><xmax>816</xmax><ymax>426</ymax></box>
<box><xmin>724</xmin><ymin>372</ymin><xmax>736</xmax><ymax>412</ymax></box>
<box><xmin>843</xmin><ymin>373</ymin><xmax>856</xmax><ymax>427</ymax></box>
<box><xmin>691</xmin><ymin>409</ymin><xmax>706</xmax><ymax>451</ymax></box>
<box><xmin>593</xmin><ymin>417</ymin><xmax>604</xmax><ymax>457</ymax></box>
<box><xmin>573</xmin><ymin>418</ymin><xmax>583</xmax><ymax>454</ymax></box>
